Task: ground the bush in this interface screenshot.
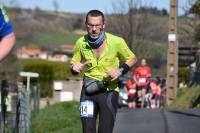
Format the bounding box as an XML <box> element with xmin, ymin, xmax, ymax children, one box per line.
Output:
<box><xmin>132</xmin><ymin>41</ymin><xmax>167</xmax><ymax>62</ymax></box>
<box><xmin>23</xmin><ymin>60</ymin><xmax>54</xmax><ymax>97</ymax></box>
<box><xmin>22</xmin><ymin>59</ymin><xmax>82</xmax><ymax>97</ymax></box>
<box><xmin>178</xmin><ymin>67</ymin><xmax>189</xmax><ymax>83</ymax></box>
<box><xmin>31</xmin><ymin>101</ymin><xmax>81</xmax><ymax>133</ymax></box>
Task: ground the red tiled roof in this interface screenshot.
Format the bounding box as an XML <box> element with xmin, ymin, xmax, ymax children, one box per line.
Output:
<box><xmin>52</xmin><ymin>54</ymin><xmax>66</xmax><ymax>58</ymax></box>
<box><xmin>17</xmin><ymin>47</ymin><xmax>48</xmax><ymax>55</ymax></box>
<box><xmin>59</xmin><ymin>44</ymin><xmax>74</xmax><ymax>49</ymax></box>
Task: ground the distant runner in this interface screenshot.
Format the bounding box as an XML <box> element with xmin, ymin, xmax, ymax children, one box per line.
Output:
<box><xmin>133</xmin><ymin>58</ymin><xmax>152</xmax><ymax>108</ymax></box>
<box><xmin>125</xmin><ymin>79</ymin><xmax>137</xmax><ymax>109</ymax></box>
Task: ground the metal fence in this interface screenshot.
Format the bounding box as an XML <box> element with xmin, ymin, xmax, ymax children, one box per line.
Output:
<box><xmin>0</xmin><ymin>80</ymin><xmax>40</xmax><ymax>133</ymax></box>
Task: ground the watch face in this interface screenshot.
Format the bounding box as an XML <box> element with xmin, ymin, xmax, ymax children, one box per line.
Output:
<box><xmin>119</xmin><ymin>68</ymin><xmax>124</xmax><ymax>73</ymax></box>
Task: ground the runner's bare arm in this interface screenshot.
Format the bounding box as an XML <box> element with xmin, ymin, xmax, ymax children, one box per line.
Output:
<box><xmin>0</xmin><ymin>33</ymin><xmax>15</xmax><ymax>61</ymax></box>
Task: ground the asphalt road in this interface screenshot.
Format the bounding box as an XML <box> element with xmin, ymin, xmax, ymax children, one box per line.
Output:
<box><xmin>113</xmin><ymin>108</ymin><xmax>200</xmax><ymax>133</ymax></box>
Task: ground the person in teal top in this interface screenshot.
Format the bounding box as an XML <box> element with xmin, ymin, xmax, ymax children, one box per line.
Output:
<box><xmin>70</xmin><ymin>9</ymin><xmax>137</xmax><ymax>133</ymax></box>
<box><xmin>0</xmin><ymin>4</ymin><xmax>15</xmax><ymax>61</ymax></box>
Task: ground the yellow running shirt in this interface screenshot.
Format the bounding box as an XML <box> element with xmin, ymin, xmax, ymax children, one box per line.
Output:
<box><xmin>71</xmin><ymin>32</ymin><xmax>136</xmax><ymax>91</ymax></box>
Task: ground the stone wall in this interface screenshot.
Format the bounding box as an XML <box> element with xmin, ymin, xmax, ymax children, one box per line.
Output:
<box><xmin>53</xmin><ymin>78</ymin><xmax>83</xmax><ymax>102</ymax></box>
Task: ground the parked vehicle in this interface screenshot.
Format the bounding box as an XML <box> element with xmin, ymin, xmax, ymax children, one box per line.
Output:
<box><xmin>118</xmin><ymin>87</ymin><xmax>128</xmax><ymax>107</ymax></box>
<box><xmin>118</xmin><ymin>77</ymin><xmax>129</xmax><ymax>108</ymax></box>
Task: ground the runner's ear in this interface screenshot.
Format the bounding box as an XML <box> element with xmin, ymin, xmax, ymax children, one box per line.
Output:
<box><xmin>102</xmin><ymin>22</ymin><xmax>105</xmax><ymax>29</ymax></box>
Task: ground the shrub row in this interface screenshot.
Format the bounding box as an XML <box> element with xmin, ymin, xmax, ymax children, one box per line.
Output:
<box><xmin>22</xmin><ymin>59</ymin><xmax>81</xmax><ymax>97</ymax></box>
<box><xmin>178</xmin><ymin>67</ymin><xmax>189</xmax><ymax>83</ymax></box>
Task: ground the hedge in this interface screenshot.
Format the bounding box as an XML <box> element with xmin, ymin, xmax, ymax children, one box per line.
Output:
<box><xmin>22</xmin><ymin>59</ymin><xmax>81</xmax><ymax>97</ymax></box>
<box><xmin>178</xmin><ymin>67</ymin><xmax>189</xmax><ymax>83</ymax></box>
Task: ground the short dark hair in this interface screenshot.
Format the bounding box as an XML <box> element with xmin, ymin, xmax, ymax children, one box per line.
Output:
<box><xmin>86</xmin><ymin>9</ymin><xmax>105</xmax><ymax>23</ymax></box>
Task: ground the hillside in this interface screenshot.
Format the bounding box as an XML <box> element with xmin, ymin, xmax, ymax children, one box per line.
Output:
<box><xmin>4</xmin><ymin>7</ymin><xmax>194</xmax><ymax>80</ymax></box>
<box><xmin>6</xmin><ymin>7</ymin><xmax>171</xmax><ymax>49</ymax></box>
<box><xmin>7</xmin><ymin>7</ymin><xmax>85</xmax><ymax>49</ymax></box>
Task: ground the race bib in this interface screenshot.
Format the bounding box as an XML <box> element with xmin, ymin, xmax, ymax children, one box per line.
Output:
<box><xmin>139</xmin><ymin>78</ymin><xmax>146</xmax><ymax>83</ymax></box>
<box><xmin>129</xmin><ymin>89</ymin><xmax>136</xmax><ymax>94</ymax></box>
<box><xmin>80</xmin><ymin>100</ymin><xmax>94</xmax><ymax>118</ymax></box>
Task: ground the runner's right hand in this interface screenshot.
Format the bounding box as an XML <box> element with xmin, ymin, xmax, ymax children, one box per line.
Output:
<box><xmin>71</xmin><ymin>61</ymin><xmax>89</xmax><ymax>73</ymax></box>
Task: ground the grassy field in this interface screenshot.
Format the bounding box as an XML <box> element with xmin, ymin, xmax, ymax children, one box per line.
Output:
<box><xmin>31</xmin><ymin>101</ymin><xmax>82</xmax><ymax>133</ymax></box>
<box><xmin>35</xmin><ymin>32</ymin><xmax>82</xmax><ymax>47</ymax></box>
<box><xmin>167</xmin><ymin>86</ymin><xmax>200</xmax><ymax>109</ymax></box>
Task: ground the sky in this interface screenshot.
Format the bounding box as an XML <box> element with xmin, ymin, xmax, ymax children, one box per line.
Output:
<box><xmin>1</xmin><ymin>0</ymin><xmax>190</xmax><ymax>15</ymax></box>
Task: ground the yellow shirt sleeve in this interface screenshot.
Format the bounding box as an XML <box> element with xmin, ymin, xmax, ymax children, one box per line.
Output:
<box><xmin>118</xmin><ymin>38</ymin><xmax>136</xmax><ymax>62</ymax></box>
<box><xmin>70</xmin><ymin>39</ymin><xmax>82</xmax><ymax>65</ymax></box>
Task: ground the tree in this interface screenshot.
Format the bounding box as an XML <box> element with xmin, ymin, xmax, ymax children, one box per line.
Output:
<box><xmin>108</xmin><ymin>0</ymin><xmax>151</xmax><ymax>50</ymax></box>
<box><xmin>177</xmin><ymin>0</ymin><xmax>199</xmax><ymax>47</ymax></box>
<box><xmin>9</xmin><ymin>0</ymin><xmax>20</xmax><ymax>7</ymax></box>
<box><xmin>107</xmin><ymin>0</ymin><xmax>168</xmax><ymax>49</ymax></box>
<box><xmin>53</xmin><ymin>0</ymin><xmax>59</xmax><ymax>14</ymax></box>
<box><xmin>106</xmin><ymin>0</ymin><xmax>168</xmax><ymax>72</ymax></box>
<box><xmin>190</xmin><ymin>0</ymin><xmax>200</xmax><ymax>16</ymax></box>
<box><xmin>189</xmin><ymin>0</ymin><xmax>200</xmax><ymax>43</ymax></box>
<box><xmin>161</xmin><ymin>9</ymin><xmax>168</xmax><ymax>16</ymax></box>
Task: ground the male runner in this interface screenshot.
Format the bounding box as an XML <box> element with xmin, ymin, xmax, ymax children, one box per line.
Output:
<box><xmin>70</xmin><ymin>9</ymin><xmax>137</xmax><ymax>133</ymax></box>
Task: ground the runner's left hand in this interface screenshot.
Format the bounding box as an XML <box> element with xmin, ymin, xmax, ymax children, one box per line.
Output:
<box><xmin>107</xmin><ymin>69</ymin><xmax>122</xmax><ymax>81</ymax></box>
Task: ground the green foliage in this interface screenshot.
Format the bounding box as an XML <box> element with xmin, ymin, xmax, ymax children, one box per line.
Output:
<box><xmin>190</xmin><ymin>0</ymin><xmax>200</xmax><ymax>16</ymax></box>
<box><xmin>132</xmin><ymin>41</ymin><xmax>167</xmax><ymax>77</ymax></box>
<box><xmin>22</xmin><ymin>59</ymin><xmax>82</xmax><ymax>97</ymax></box>
<box><xmin>132</xmin><ymin>41</ymin><xmax>167</xmax><ymax>61</ymax></box>
<box><xmin>23</xmin><ymin>60</ymin><xmax>54</xmax><ymax>97</ymax></box>
<box><xmin>26</xmin><ymin>43</ymin><xmax>40</xmax><ymax>49</ymax></box>
<box><xmin>166</xmin><ymin>86</ymin><xmax>200</xmax><ymax>109</ymax></box>
<box><xmin>194</xmin><ymin>23</ymin><xmax>200</xmax><ymax>41</ymax></box>
<box><xmin>178</xmin><ymin>67</ymin><xmax>189</xmax><ymax>83</ymax></box>
<box><xmin>31</xmin><ymin>101</ymin><xmax>81</xmax><ymax>133</ymax></box>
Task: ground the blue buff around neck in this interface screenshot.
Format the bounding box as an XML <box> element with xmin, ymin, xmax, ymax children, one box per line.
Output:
<box><xmin>88</xmin><ymin>31</ymin><xmax>105</xmax><ymax>49</ymax></box>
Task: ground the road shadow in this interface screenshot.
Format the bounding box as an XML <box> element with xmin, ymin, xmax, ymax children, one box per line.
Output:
<box><xmin>168</xmin><ymin>110</ymin><xmax>200</xmax><ymax>118</ymax></box>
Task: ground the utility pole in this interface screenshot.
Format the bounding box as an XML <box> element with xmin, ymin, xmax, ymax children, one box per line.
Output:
<box><xmin>167</xmin><ymin>0</ymin><xmax>178</xmax><ymax>104</ymax></box>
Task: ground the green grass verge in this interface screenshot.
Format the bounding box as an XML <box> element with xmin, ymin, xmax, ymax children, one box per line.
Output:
<box><xmin>166</xmin><ymin>86</ymin><xmax>200</xmax><ymax>109</ymax></box>
<box><xmin>31</xmin><ymin>101</ymin><xmax>82</xmax><ymax>133</ymax></box>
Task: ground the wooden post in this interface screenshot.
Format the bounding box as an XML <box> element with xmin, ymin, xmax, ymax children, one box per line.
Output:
<box><xmin>166</xmin><ymin>0</ymin><xmax>178</xmax><ymax>104</ymax></box>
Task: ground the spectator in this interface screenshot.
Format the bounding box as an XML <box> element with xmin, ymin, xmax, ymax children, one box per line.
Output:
<box><xmin>154</xmin><ymin>77</ymin><xmax>162</xmax><ymax>109</ymax></box>
<box><xmin>188</xmin><ymin>61</ymin><xmax>196</xmax><ymax>86</ymax></box>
